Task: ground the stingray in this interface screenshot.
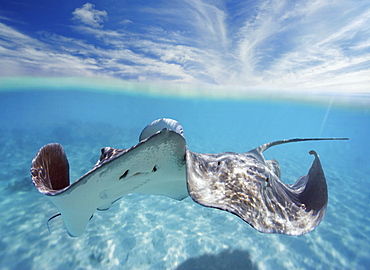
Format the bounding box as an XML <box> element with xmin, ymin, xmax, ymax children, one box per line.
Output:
<box><xmin>31</xmin><ymin>118</ymin><xmax>348</xmax><ymax>237</ymax></box>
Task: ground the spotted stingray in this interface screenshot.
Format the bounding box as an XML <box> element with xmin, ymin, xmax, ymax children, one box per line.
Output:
<box><xmin>31</xmin><ymin>118</ymin><xmax>347</xmax><ymax>237</ymax></box>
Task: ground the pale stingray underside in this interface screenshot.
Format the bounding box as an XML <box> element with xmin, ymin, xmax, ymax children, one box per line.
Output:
<box><xmin>31</xmin><ymin>118</ymin><xmax>346</xmax><ymax>237</ymax></box>
<box><xmin>31</xmin><ymin>129</ymin><xmax>188</xmax><ymax>236</ymax></box>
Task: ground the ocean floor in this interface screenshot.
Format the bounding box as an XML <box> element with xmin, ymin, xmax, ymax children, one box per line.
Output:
<box><xmin>0</xmin><ymin>89</ymin><xmax>369</xmax><ymax>269</ymax></box>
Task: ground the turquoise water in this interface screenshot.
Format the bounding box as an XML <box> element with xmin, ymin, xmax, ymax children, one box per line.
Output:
<box><xmin>0</xmin><ymin>89</ymin><xmax>369</xmax><ymax>269</ymax></box>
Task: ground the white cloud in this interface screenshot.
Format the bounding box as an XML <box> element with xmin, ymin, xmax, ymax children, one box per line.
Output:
<box><xmin>72</xmin><ymin>3</ymin><xmax>107</xmax><ymax>28</ymax></box>
<box><xmin>1</xmin><ymin>0</ymin><xmax>369</xmax><ymax>94</ymax></box>
<box><xmin>119</xmin><ymin>19</ymin><xmax>133</xmax><ymax>24</ymax></box>
<box><xmin>216</xmin><ymin>0</ymin><xmax>370</xmax><ymax>92</ymax></box>
<box><xmin>0</xmin><ymin>21</ymin><xmax>201</xmax><ymax>82</ymax></box>
<box><xmin>0</xmin><ymin>23</ymin><xmax>99</xmax><ymax>77</ymax></box>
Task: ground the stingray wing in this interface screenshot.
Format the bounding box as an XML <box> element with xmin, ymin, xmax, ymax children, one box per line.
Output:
<box><xmin>186</xmin><ymin>149</ymin><xmax>328</xmax><ymax>236</ymax></box>
<box><xmin>31</xmin><ymin>129</ymin><xmax>187</xmax><ymax>237</ymax></box>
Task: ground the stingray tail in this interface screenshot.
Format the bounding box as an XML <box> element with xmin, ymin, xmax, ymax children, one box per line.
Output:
<box><xmin>30</xmin><ymin>143</ymin><xmax>70</xmax><ymax>195</ymax></box>
<box><xmin>255</xmin><ymin>137</ymin><xmax>349</xmax><ymax>153</ymax></box>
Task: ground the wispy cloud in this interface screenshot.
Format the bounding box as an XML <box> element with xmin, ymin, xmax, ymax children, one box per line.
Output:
<box><xmin>0</xmin><ymin>22</ymin><xmax>98</xmax><ymax>76</ymax></box>
<box><xmin>0</xmin><ymin>0</ymin><xmax>369</xmax><ymax>93</ymax></box>
<box><xmin>227</xmin><ymin>0</ymin><xmax>370</xmax><ymax>92</ymax></box>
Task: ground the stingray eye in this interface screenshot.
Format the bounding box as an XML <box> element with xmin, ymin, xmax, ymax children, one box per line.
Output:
<box><xmin>31</xmin><ymin>169</ymin><xmax>38</xmax><ymax>177</ymax></box>
<box><xmin>152</xmin><ymin>165</ymin><xmax>158</xmax><ymax>172</ymax></box>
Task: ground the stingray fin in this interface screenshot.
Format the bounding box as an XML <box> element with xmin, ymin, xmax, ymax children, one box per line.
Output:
<box><xmin>297</xmin><ymin>150</ymin><xmax>327</xmax><ymax>212</ymax></box>
<box><xmin>31</xmin><ymin>129</ymin><xmax>187</xmax><ymax>237</ymax></box>
<box><xmin>47</xmin><ymin>213</ymin><xmax>61</xmax><ymax>234</ymax></box>
<box><xmin>31</xmin><ymin>143</ymin><xmax>70</xmax><ymax>194</ymax></box>
<box><xmin>186</xmin><ymin>142</ymin><xmax>334</xmax><ymax>235</ymax></box>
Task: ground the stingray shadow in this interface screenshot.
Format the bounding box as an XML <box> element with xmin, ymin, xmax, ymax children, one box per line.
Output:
<box><xmin>176</xmin><ymin>249</ymin><xmax>258</xmax><ymax>270</ymax></box>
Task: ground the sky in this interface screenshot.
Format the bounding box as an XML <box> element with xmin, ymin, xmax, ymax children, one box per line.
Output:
<box><xmin>0</xmin><ymin>0</ymin><xmax>369</xmax><ymax>94</ymax></box>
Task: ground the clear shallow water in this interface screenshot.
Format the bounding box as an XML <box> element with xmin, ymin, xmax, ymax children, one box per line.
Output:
<box><xmin>0</xmin><ymin>89</ymin><xmax>369</xmax><ymax>269</ymax></box>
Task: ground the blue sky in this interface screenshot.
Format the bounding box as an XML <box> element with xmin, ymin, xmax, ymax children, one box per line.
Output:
<box><xmin>0</xmin><ymin>0</ymin><xmax>369</xmax><ymax>94</ymax></box>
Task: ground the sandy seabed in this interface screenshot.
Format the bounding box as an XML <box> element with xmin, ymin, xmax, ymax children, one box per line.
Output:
<box><xmin>0</xmin><ymin>90</ymin><xmax>369</xmax><ymax>269</ymax></box>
